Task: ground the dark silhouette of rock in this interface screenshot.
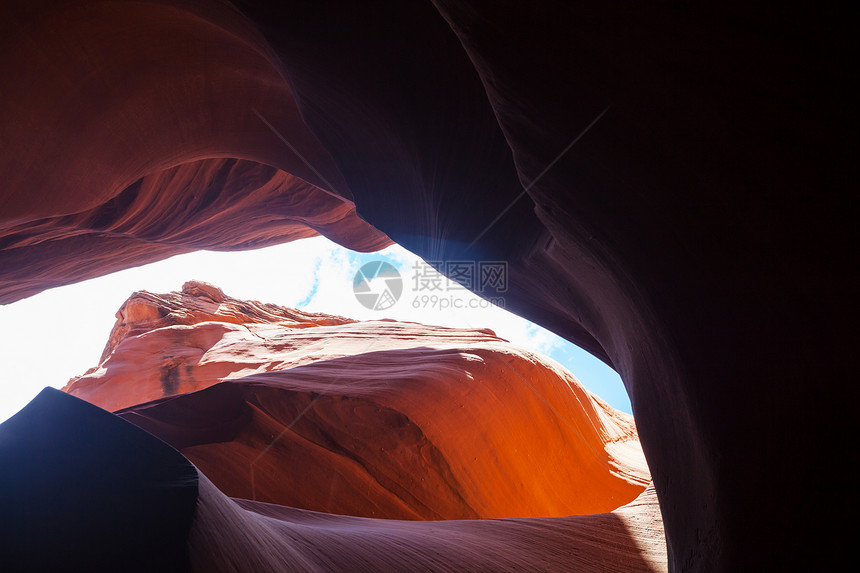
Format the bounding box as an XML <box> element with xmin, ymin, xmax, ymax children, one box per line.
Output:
<box><xmin>0</xmin><ymin>389</ymin><xmax>198</xmax><ymax>572</ymax></box>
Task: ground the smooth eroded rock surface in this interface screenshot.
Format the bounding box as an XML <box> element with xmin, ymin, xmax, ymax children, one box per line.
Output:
<box><xmin>67</xmin><ymin>282</ymin><xmax>650</xmax><ymax>521</ymax></box>
<box><xmin>188</xmin><ymin>471</ymin><xmax>667</xmax><ymax>573</ymax></box>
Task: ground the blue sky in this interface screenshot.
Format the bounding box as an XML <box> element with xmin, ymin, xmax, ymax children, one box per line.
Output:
<box><xmin>0</xmin><ymin>237</ymin><xmax>629</xmax><ymax>422</ymax></box>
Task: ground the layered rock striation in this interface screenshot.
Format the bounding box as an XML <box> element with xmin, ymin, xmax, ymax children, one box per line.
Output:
<box><xmin>65</xmin><ymin>281</ymin><xmax>650</xmax><ymax>521</ymax></box>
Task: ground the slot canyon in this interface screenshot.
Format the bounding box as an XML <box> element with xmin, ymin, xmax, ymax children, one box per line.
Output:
<box><xmin>0</xmin><ymin>1</ymin><xmax>852</xmax><ymax>571</ymax></box>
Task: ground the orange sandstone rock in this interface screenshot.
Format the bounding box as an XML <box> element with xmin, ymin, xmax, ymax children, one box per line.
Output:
<box><xmin>65</xmin><ymin>282</ymin><xmax>649</xmax><ymax>521</ymax></box>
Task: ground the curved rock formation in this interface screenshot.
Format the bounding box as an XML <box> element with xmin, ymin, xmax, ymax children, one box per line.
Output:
<box><xmin>0</xmin><ymin>389</ymin><xmax>665</xmax><ymax>573</ymax></box>
<box><xmin>67</xmin><ymin>281</ymin><xmax>649</xmax><ymax>520</ymax></box>
<box><xmin>0</xmin><ymin>0</ymin><xmax>390</xmax><ymax>303</ymax></box>
<box><xmin>64</xmin><ymin>280</ymin><xmax>357</xmax><ymax>409</ymax></box>
<box><xmin>188</xmin><ymin>471</ymin><xmax>667</xmax><ymax>573</ymax></box>
<box><xmin>0</xmin><ymin>156</ymin><xmax>389</xmax><ymax>304</ymax></box>
<box><xmin>1</xmin><ymin>1</ymin><xmax>852</xmax><ymax>570</ymax></box>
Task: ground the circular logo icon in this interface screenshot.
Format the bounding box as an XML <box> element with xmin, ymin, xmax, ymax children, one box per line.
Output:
<box><xmin>353</xmin><ymin>261</ymin><xmax>403</xmax><ymax>310</ymax></box>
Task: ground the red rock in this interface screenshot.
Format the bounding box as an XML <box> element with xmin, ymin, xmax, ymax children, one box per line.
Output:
<box><xmin>67</xmin><ymin>282</ymin><xmax>650</xmax><ymax>520</ymax></box>
<box><xmin>1</xmin><ymin>1</ymin><xmax>851</xmax><ymax>569</ymax></box>
<box><xmin>0</xmin><ymin>158</ymin><xmax>390</xmax><ymax>304</ymax></box>
<box><xmin>0</xmin><ymin>388</ymin><xmax>664</xmax><ymax>573</ymax></box>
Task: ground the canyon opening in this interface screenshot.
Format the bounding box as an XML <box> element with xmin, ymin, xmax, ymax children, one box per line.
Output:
<box><xmin>0</xmin><ymin>2</ymin><xmax>849</xmax><ymax>572</ymax></box>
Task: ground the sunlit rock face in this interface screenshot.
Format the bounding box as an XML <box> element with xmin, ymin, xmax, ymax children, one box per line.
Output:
<box><xmin>63</xmin><ymin>280</ymin><xmax>357</xmax><ymax>411</ymax></box>
<box><xmin>66</xmin><ymin>281</ymin><xmax>650</xmax><ymax>520</ymax></box>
